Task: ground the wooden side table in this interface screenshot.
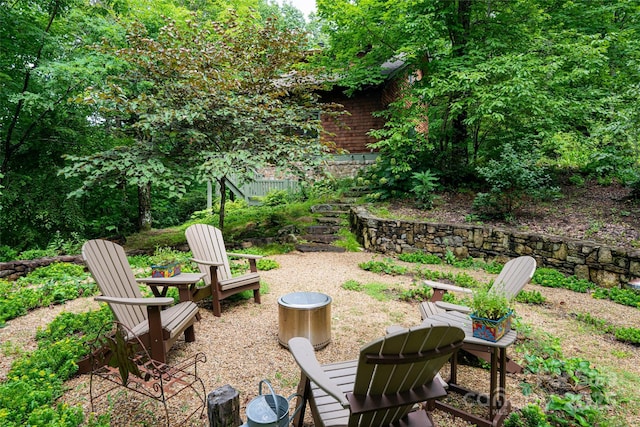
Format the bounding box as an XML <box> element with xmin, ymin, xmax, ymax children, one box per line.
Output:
<box><xmin>136</xmin><ymin>272</ymin><xmax>206</xmax><ymax>304</ymax></box>
<box><xmin>422</xmin><ymin>310</ymin><xmax>517</xmax><ymax>427</ymax></box>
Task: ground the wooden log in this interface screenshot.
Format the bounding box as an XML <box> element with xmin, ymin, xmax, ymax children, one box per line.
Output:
<box><xmin>208</xmin><ymin>384</ymin><xmax>242</xmax><ymax>427</ymax></box>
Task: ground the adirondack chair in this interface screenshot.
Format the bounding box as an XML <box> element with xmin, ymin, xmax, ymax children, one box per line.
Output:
<box><xmin>288</xmin><ymin>324</ymin><xmax>465</xmax><ymax>427</ymax></box>
<box><xmin>419</xmin><ymin>256</ymin><xmax>536</xmax><ymax>374</ymax></box>
<box><xmin>82</xmin><ymin>239</ymin><xmax>199</xmax><ymax>364</ymax></box>
<box><xmin>421</xmin><ymin>255</ymin><xmax>537</xmax><ymax>314</ymax></box>
<box><xmin>185</xmin><ymin>224</ymin><xmax>262</xmax><ymax>317</ymax></box>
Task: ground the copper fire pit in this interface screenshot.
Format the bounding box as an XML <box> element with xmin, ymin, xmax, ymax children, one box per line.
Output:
<box><xmin>278</xmin><ymin>292</ymin><xmax>332</xmax><ymax>350</ymax></box>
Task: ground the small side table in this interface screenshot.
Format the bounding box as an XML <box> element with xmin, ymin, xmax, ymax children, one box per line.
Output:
<box><xmin>278</xmin><ymin>292</ymin><xmax>332</xmax><ymax>350</ymax></box>
<box><xmin>136</xmin><ymin>272</ymin><xmax>206</xmax><ymax>304</ymax></box>
<box><xmin>422</xmin><ymin>310</ymin><xmax>516</xmax><ymax>427</ymax></box>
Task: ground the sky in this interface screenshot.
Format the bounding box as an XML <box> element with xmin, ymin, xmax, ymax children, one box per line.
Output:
<box><xmin>280</xmin><ymin>0</ymin><xmax>317</xmax><ymax>18</ymax></box>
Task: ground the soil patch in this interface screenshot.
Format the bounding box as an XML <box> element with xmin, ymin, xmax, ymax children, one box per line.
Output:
<box><xmin>388</xmin><ymin>181</ymin><xmax>640</xmax><ymax>250</ymax></box>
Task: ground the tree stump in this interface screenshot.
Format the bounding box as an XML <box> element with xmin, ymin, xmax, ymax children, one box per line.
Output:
<box><xmin>208</xmin><ymin>384</ymin><xmax>241</xmax><ymax>427</ymax></box>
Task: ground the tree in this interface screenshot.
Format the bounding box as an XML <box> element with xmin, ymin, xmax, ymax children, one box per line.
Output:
<box><xmin>0</xmin><ymin>0</ymin><xmax>131</xmax><ymax>247</ymax></box>
<box><xmin>64</xmin><ymin>12</ymin><xmax>338</xmax><ymax>230</ymax></box>
<box><xmin>316</xmin><ymin>0</ymin><xmax>640</xmax><ymax>187</ymax></box>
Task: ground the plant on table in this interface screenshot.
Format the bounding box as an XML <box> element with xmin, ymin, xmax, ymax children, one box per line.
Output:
<box><xmin>469</xmin><ymin>288</ymin><xmax>513</xmax><ymax>342</ymax></box>
<box><xmin>470</xmin><ymin>287</ymin><xmax>512</xmax><ymax>320</ymax></box>
<box><xmin>149</xmin><ymin>247</ymin><xmax>183</xmax><ymax>277</ymax></box>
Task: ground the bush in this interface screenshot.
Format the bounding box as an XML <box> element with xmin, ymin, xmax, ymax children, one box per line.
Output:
<box><xmin>473</xmin><ymin>144</ymin><xmax>560</xmax><ymax>219</ymax></box>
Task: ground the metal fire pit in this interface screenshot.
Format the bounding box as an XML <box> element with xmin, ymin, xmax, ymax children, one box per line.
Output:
<box><xmin>278</xmin><ymin>292</ymin><xmax>331</xmax><ymax>350</ymax></box>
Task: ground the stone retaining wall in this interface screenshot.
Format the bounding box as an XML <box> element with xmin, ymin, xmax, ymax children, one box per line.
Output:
<box><xmin>350</xmin><ymin>206</ymin><xmax>640</xmax><ymax>288</ymax></box>
<box><xmin>0</xmin><ymin>255</ymin><xmax>85</xmax><ymax>280</ymax></box>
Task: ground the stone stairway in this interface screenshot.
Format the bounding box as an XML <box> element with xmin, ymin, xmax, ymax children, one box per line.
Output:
<box><xmin>295</xmin><ymin>203</ymin><xmax>351</xmax><ymax>252</ymax></box>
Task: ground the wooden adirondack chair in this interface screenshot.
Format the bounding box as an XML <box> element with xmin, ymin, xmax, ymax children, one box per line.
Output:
<box><xmin>419</xmin><ymin>256</ymin><xmax>536</xmax><ymax>374</ymax></box>
<box><xmin>421</xmin><ymin>255</ymin><xmax>537</xmax><ymax>313</ymax></box>
<box><xmin>82</xmin><ymin>239</ymin><xmax>199</xmax><ymax>364</ymax></box>
<box><xmin>288</xmin><ymin>324</ymin><xmax>465</xmax><ymax>427</ymax></box>
<box><xmin>185</xmin><ymin>224</ymin><xmax>262</xmax><ymax>317</ymax></box>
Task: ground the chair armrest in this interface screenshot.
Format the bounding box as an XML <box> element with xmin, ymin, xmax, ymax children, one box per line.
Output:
<box><xmin>424</xmin><ymin>280</ymin><xmax>473</xmax><ymax>294</ymax></box>
<box><xmin>288</xmin><ymin>337</ymin><xmax>350</xmax><ymax>408</ymax></box>
<box><xmin>434</xmin><ymin>301</ymin><xmax>472</xmax><ymax>314</ymax></box>
<box><xmin>227</xmin><ymin>253</ymin><xmax>263</xmax><ymax>260</ymax></box>
<box><xmin>190</xmin><ymin>258</ymin><xmax>224</xmax><ymax>266</ymax></box>
<box><xmin>95</xmin><ymin>296</ymin><xmax>174</xmax><ymax>306</ymax></box>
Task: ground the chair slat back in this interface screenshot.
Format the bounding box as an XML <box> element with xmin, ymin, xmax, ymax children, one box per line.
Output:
<box><xmin>185</xmin><ymin>224</ymin><xmax>233</xmax><ymax>284</ymax></box>
<box><xmin>490</xmin><ymin>255</ymin><xmax>537</xmax><ymax>300</ymax></box>
<box><xmin>82</xmin><ymin>239</ymin><xmax>147</xmax><ymax>329</ymax></box>
<box><xmin>350</xmin><ymin>324</ymin><xmax>465</xmax><ymax>426</ymax></box>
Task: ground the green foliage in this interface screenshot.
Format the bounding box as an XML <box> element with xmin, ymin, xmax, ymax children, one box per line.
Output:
<box><xmin>515</xmin><ymin>290</ymin><xmax>546</xmax><ymax>305</ymax></box>
<box><xmin>148</xmin><ymin>246</ymin><xmax>189</xmax><ymax>266</ymax></box>
<box><xmin>397</xmin><ymin>251</ymin><xmax>442</xmax><ymax>264</ymax></box>
<box><xmin>1</xmin><ymin>263</ymin><xmax>97</xmax><ymax>325</ymax></box>
<box><xmin>256</xmin><ymin>258</ymin><xmax>279</xmax><ymax>271</ymax></box>
<box><xmin>473</xmin><ymin>145</ymin><xmax>560</xmax><ymax>219</ymax></box>
<box><xmin>411</xmin><ymin>170</ymin><xmax>439</xmax><ymax>209</ymax></box>
<box><xmin>470</xmin><ymin>288</ymin><xmax>512</xmax><ymax>320</ymax></box>
<box><xmin>358</xmin><ymin>258</ymin><xmax>408</xmax><ymax>275</ymax></box>
<box><xmin>261</xmin><ymin>190</ymin><xmax>292</xmax><ymax>207</ymax></box>
<box><xmin>531</xmin><ymin>269</ymin><xmax>595</xmax><ymax>293</ymax></box>
<box><xmin>333</xmin><ymin>228</ymin><xmax>361</xmax><ymax>252</ymax></box>
<box><xmin>399</xmin><ymin>284</ymin><xmax>433</xmax><ymax>302</ymax></box>
<box><xmin>341</xmin><ymin>279</ymin><xmax>363</xmax><ymax>292</ymax></box>
<box><xmin>228</xmin><ymin>281</ymin><xmax>270</xmax><ymax>302</ymax></box>
<box><xmin>444</xmin><ymin>250</ymin><xmax>456</xmax><ymax>265</ymax></box>
<box><xmin>64</xmin><ymin>11</ymin><xmax>336</xmax><ymax>232</ymax></box>
<box><xmin>17</xmin><ymin>248</ymin><xmax>58</xmax><ymax>260</ymax></box>
<box><xmin>341</xmin><ymin>280</ymin><xmax>395</xmax><ymax>301</ymax></box>
<box><xmin>0</xmin><ymin>246</ymin><xmax>18</xmax><ymax>262</ymax></box>
<box><xmin>592</xmin><ymin>287</ymin><xmax>640</xmax><ymax>308</ymax></box>
<box><xmin>0</xmin><ymin>307</ymin><xmax>112</xmax><ymax>426</ymax></box>
<box><xmin>614</xmin><ymin>327</ymin><xmax>640</xmax><ymax>345</ymax></box>
<box><xmin>575</xmin><ymin>312</ymin><xmax>640</xmax><ymax>345</ymax></box>
<box><xmin>505</xmin><ymin>404</ymin><xmax>551</xmax><ymax>427</ymax></box>
<box><xmin>546</xmin><ymin>393</ymin><xmax>606</xmax><ymax>426</ymax></box>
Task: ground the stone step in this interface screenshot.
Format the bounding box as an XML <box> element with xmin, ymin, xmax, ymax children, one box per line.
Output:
<box><xmin>300</xmin><ymin>234</ymin><xmax>340</xmax><ymax>244</ymax></box>
<box><xmin>311</xmin><ymin>204</ymin><xmax>351</xmax><ymax>214</ymax></box>
<box><xmin>317</xmin><ymin>210</ymin><xmax>349</xmax><ymax>217</ymax></box>
<box><xmin>306</xmin><ymin>225</ymin><xmax>341</xmax><ymax>235</ymax></box>
<box><xmin>317</xmin><ymin>217</ymin><xmax>344</xmax><ymax>225</ymax></box>
<box><xmin>296</xmin><ymin>243</ymin><xmax>346</xmax><ymax>253</ymax></box>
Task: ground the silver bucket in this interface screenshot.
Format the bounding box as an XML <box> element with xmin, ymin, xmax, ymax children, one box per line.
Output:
<box><xmin>245</xmin><ymin>380</ymin><xmax>301</xmax><ymax>427</ymax></box>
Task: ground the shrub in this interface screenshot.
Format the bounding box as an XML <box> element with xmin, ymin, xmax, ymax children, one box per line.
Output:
<box><xmin>473</xmin><ymin>144</ymin><xmax>560</xmax><ymax>219</ymax></box>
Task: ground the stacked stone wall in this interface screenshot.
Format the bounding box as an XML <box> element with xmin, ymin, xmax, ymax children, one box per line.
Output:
<box><xmin>0</xmin><ymin>255</ymin><xmax>85</xmax><ymax>280</ymax></box>
<box><xmin>350</xmin><ymin>206</ymin><xmax>640</xmax><ymax>288</ymax></box>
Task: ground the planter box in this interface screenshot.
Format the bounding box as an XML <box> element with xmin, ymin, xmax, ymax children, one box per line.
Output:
<box><xmin>151</xmin><ymin>262</ymin><xmax>181</xmax><ymax>278</ymax></box>
<box><xmin>470</xmin><ymin>311</ymin><xmax>512</xmax><ymax>342</ymax></box>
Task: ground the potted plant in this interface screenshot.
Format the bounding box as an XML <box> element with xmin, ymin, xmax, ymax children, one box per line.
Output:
<box><xmin>469</xmin><ymin>288</ymin><xmax>513</xmax><ymax>342</ymax></box>
<box><xmin>150</xmin><ymin>252</ymin><xmax>182</xmax><ymax>278</ymax></box>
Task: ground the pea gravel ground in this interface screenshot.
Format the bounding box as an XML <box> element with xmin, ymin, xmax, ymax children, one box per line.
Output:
<box><xmin>2</xmin><ymin>250</ymin><xmax>640</xmax><ymax>426</ymax></box>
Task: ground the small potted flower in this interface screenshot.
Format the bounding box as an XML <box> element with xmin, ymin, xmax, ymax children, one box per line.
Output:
<box><xmin>469</xmin><ymin>288</ymin><xmax>513</xmax><ymax>342</ymax></box>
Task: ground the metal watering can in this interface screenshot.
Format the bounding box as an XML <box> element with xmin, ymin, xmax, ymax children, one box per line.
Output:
<box><xmin>244</xmin><ymin>379</ymin><xmax>302</xmax><ymax>427</ymax></box>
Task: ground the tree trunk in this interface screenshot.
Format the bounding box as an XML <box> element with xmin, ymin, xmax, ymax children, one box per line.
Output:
<box><xmin>138</xmin><ymin>182</ymin><xmax>152</xmax><ymax>231</ymax></box>
<box><xmin>447</xmin><ymin>0</ymin><xmax>472</xmax><ymax>170</ymax></box>
<box><xmin>218</xmin><ymin>177</ymin><xmax>226</xmax><ymax>231</ymax></box>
